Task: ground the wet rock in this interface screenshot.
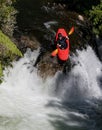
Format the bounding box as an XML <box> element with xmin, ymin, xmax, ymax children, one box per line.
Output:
<box><xmin>15</xmin><ymin>1</ymin><xmax>101</xmax><ymax>79</ymax></box>
<box><xmin>37</xmin><ymin>52</ymin><xmax>62</xmax><ymax>79</ymax></box>
<box><xmin>15</xmin><ymin>33</ymin><xmax>40</xmax><ymax>53</ymax></box>
<box><xmin>95</xmin><ymin>36</ymin><xmax>102</xmax><ymax>61</ymax></box>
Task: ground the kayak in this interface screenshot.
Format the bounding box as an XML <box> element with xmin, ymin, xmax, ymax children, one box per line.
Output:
<box><xmin>51</xmin><ymin>28</ymin><xmax>70</xmax><ymax>61</ymax></box>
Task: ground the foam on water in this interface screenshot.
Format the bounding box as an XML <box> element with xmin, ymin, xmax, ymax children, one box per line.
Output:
<box><xmin>0</xmin><ymin>49</ymin><xmax>56</xmax><ymax>130</ymax></box>
<box><xmin>0</xmin><ymin>46</ymin><xmax>102</xmax><ymax>130</ymax></box>
<box><xmin>52</xmin><ymin>46</ymin><xmax>102</xmax><ymax>101</ymax></box>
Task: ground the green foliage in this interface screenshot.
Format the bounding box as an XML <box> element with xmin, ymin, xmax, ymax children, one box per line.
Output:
<box><xmin>0</xmin><ymin>63</ymin><xmax>3</xmax><ymax>83</ymax></box>
<box><xmin>52</xmin><ymin>0</ymin><xmax>100</xmax><ymax>12</ymax></box>
<box><xmin>0</xmin><ymin>0</ymin><xmax>17</xmax><ymax>37</ymax></box>
<box><xmin>0</xmin><ymin>63</ymin><xmax>3</xmax><ymax>77</ymax></box>
<box><xmin>0</xmin><ymin>30</ymin><xmax>22</xmax><ymax>57</ymax></box>
<box><xmin>89</xmin><ymin>0</ymin><xmax>102</xmax><ymax>36</ymax></box>
<box><xmin>0</xmin><ymin>30</ymin><xmax>22</xmax><ymax>81</ymax></box>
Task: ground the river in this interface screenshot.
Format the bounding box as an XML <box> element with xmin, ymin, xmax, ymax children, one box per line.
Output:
<box><xmin>0</xmin><ymin>45</ymin><xmax>102</xmax><ymax>130</ymax></box>
<box><xmin>0</xmin><ymin>0</ymin><xmax>102</xmax><ymax>130</ymax></box>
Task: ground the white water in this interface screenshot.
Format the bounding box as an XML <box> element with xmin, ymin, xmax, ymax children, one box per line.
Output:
<box><xmin>53</xmin><ymin>46</ymin><xmax>102</xmax><ymax>102</ymax></box>
<box><xmin>0</xmin><ymin>49</ymin><xmax>56</xmax><ymax>130</ymax></box>
<box><xmin>0</xmin><ymin>46</ymin><xmax>102</xmax><ymax>130</ymax></box>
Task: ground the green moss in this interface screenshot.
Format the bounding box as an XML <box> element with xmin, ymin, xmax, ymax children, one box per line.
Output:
<box><xmin>0</xmin><ymin>63</ymin><xmax>3</xmax><ymax>77</ymax></box>
<box><xmin>0</xmin><ymin>30</ymin><xmax>22</xmax><ymax>57</ymax></box>
<box><xmin>0</xmin><ymin>63</ymin><xmax>3</xmax><ymax>83</ymax></box>
<box><xmin>0</xmin><ymin>30</ymin><xmax>23</xmax><ymax>82</ymax></box>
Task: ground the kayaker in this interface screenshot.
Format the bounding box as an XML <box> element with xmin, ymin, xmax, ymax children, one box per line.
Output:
<box><xmin>56</xmin><ymin>33</ymin><xmax>69</xmax><ymax>50</ymax></box>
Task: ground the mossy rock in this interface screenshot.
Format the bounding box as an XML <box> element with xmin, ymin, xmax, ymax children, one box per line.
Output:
<box><xmin>0</xmin><ymin>30</ymin><xmax>22</xmax><ymax>57</ymax></box>
<box><xmin>0</xmin><ymin>30</ymin><xmax>23</xmax><ymax>81</ymax></box>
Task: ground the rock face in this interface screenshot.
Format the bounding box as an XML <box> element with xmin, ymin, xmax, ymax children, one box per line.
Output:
<box><xmin>0</xmin><ymin>30</ymin><xmax>23</xmax><ymax>79</ymax></box>
<box><xmin>14</xmin><ymin>33</ymin><xmax>40</xmax><ymax>54</ymax></box>
<box><xmin>15</xmin><ymin>1</ymin><xmax>101</xmax><ymax>79</ymax></box>
<box><xmin>95</xmin><ymin>36</ymin><xmax>102</xmax><ymax>61</ymax></box>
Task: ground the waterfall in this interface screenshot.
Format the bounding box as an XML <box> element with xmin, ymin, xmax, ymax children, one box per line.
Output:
<box><xmin>53</xmin><ymin>46</ymin><xmax>102</xmax><ymax>102</ymax></box>
<box><xmin>0</xmin><ymin>48</ymin><xmax>56</xmax><ymax>130</ymax></box>
<box><xmin>0</xmin><ymin>46</ymin><xmax>101</xmax><ymax>130</ymax></box>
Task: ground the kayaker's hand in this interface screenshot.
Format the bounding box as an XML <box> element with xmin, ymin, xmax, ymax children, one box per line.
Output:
<box><xmin>66</xmin><ymin>36</ymin><xmax>69</xmax><ymax>39</ymax></box>
<box><xmin>57</xmin><ymin>44</ymin><xmax>61</xmax><ymax>47</ymax></box>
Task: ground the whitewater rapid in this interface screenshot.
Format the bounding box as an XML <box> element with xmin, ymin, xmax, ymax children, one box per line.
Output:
<box><xmin>0</xmin><ymin>48</ymin><xmax>56</xmax><ymax>130</ymax></box>
<box><xmin>0</xmin><ymin>46</ymin><xmax>102</xmax><ymax>130</ymax></box>
<box><xmin>54</xmin><ymin>46</ymin><xmax>102</xmax><ymax>102</ymax></box>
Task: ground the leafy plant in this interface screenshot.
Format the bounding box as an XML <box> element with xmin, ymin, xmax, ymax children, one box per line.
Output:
<box><xmin>0</xmin><ymin>0</ymin><xmax>17</xmax><ymax>37</ymax></box>
<box><xmin>89</xmin><ymin>0</ymin><xmax>102</xmax><ymax>36</ymax></box>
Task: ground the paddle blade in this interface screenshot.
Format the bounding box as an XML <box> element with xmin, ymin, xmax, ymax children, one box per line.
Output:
<box><xmin>68</xmin><ymin>26</ymin><xmax>74</xmax><ymax>35</ymax></box>
<box><xmin>51</xmin><ymin>49</ymin><xmax>58</xmax><ymax>57</ymax></box>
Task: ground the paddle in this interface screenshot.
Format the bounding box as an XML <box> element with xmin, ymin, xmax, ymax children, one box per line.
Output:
<box><xmin>51</xmin><ymin>26</ymin><xmax>74</xmax><ymax>57</ymax></box>
<box><xmin>51</xmin><ymin>48</ymin><xmax>58</xmax><ymax>57</ymax></box>
<box><xmin>68</xmin><ymin>26</ymin><xmax>74</xmax><ymax>36</ymax></box>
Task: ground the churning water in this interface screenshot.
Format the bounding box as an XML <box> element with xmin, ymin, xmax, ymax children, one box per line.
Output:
<box><xmin>0</xmin><ymin>46</ymin><xmax>102</xmax><ymax>130</ymax></box>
